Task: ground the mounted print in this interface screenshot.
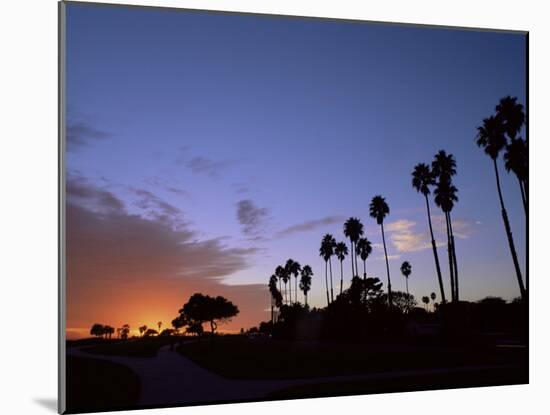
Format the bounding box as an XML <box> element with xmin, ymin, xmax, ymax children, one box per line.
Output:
<box><xmin>59</xmin><ymin>1</ymin><xmax>528</xmax><ymax>413</ymax></box>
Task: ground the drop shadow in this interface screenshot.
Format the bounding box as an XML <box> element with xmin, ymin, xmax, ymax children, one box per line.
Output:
<box><xmin>34</xmin><ymin>398</ymin><xmax>57</xmax><ymax>413</ymax></box>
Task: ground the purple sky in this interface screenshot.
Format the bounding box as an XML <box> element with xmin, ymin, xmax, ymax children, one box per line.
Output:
<box><xmin>65</xmin><ymin>2</ymin><xmax>526</xmax><ymax>333</ymax></box>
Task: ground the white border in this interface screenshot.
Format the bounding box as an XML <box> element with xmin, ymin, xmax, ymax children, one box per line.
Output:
<box><xmin>1</xmin><ymin>1</ymin><xmax>548</xmax><ymax>414</ymax></box>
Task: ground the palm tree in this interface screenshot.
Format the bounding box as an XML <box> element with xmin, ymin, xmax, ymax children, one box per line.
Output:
<box><xmin>422</xmin><ymin>296</ymin><xmax>430</xmax><ymax>311</ymax></box>
<box><xmin>157</xmin><ymin>321</ymin><xmax>162</xmax><ymax>334</ymax></box>
<box><xmin>343</xmin><ymin>217</ymin><xmax>364</xmax><ymax>278</ymax></box>
<box><xmin>300</xmin><ymin>265</ymin><xmax>313</xmax><ymax>306</ymax></box>
<box><xmin>286</xmin><ymin>259</ymin><xmax>301</xmax><ymax>304</ymax></box>
<box><xmin>432</xmin><ymin>150</ymin><xmax>459</xmax><ymax>302</ymax></box>
<box><xmin>139</xmin><ymin>325</ymin><xmax>147</xmax><ymax>337</ymax></box>
<box><xmin>504</xmin><ymin>138</ymin><xmax>528</xmax><ymax>213</ymax></box>
<box><xmin>430</xmin><ymin>292</ymin><xmax>436</xmax><ymax>311</ymax></box>
<box><xmin>275</xmin><ymin>265</ymin><xmax>288</xmax><ymax>305</ymax></box>
<box><xmin>477</xmin><ymin>116</ymin><xmax>526</xmax><ymax>301</ymax></box>
<box><xmin>319</xmin><ymin>234</ymin><xmax>336</xmax><ymax>304</ymax></box>
<box><xmin>400</xmin><ymin>261</ymin><xmax>412</xmax><ymax>296</ymax></box>
<box><xmin>370</xmin><ymin>195</ymin><xmax>392</xmax><ymax>306</ymax></box>
<box><xmin>356</xmin><ymin>237</ymin><xmax>372</xmax><ymax>280</ymax></box>
<box><xmin>335</xmin><ymin>242</ymin><xmax>349</xmax><ymax>295</ymax></box>
<box><xmin>412</xmin><ymin>162</ymin><xmax>446</xmax><ymax>304</ymax></box>
<box><xmin>497</xmin><ymin>96</ymin><xmax>527</xmax><ymax>214</ymax></box>
<box><xmin>269</xmin><ymin>274</ymin><xmax>282</xmax><ymax>322</ymax></box>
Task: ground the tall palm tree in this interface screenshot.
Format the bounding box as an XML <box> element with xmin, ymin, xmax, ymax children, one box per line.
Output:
<box><xmin>370</xmin><ymin>195</ymin><xmax>392</xmax><ymax>306</ymax></box>
<box><xmin>434</xmin><ymin>176</ymin><xmax>459</xmax><ymax>302</ymax></box>
<box><xmin>477</xmin><ymin>115</ymin><xmax>526</xmax><ymax>300</ymax></box>
<box><xmin>356</xmin><ymin>237</ymin><xmax>373</xmax><ymax>303</ymax></box>
<box><xmin>400</xmin><ymin>261</ymin><xmax>412</xmax><ymax>296</ymax></box>
<box><xmin>504</xmin><ymin>138</ymin><xmax>528</xmax><ymax>213</ymax></box>
<box><xmin>430</xmin><ymin>292</ymin><xmax>436</xmax><ymax>311</ymax></box>
<box><xmin>300</xmin><ymin>265</ymin><xmax>313</xmax><ymax>306</ymax></box>
<box><xmin>422</xmin><ymin>296</ymin><xmax>430</xmax><ymax>311</ymax></box>
<box><xmin>343</xmin><ymin>217</ymin><xmax>364</xmax><ymax>278</ymax></box>
<box><xmin>275</xmin><ymin>265</ymin><xmax>288</xmax><ymax>305</ymax></box>
<box><xmin>334</xmin><ymin>242</ymin><xmax>349</xmax><ymax>295</ymax></box>
<box><xmin>285</xmin><ymin>259</ymin><xmax>301</xmax><ymax>304</ymax></box>
<box><xmin>157</xmin><ymin>321</ymin><xmax>162</xmax><ymax>333</ymax></box>
<box><xmin>497</xmin><ymin>96</ymin><xmax>527</xmax><ymax>214</ymax></box>
<box><xmin>319</xmin><ymin>234</ymin><xmax>335</xmax><ymax>305</ymax></box>
<box><xmin>412</xmin><ymin>162</ymin><xmax>446</xmax><ymax>304</ymax></box>
<box><xmin>432</xmin><ymin>150</ymin><xmax>459</xmax><ymax>302</ymax></box>
<box><xmin>268</xmin><ymin>274</ymin><xmax>278</xmax><ymax>322</ymax></box>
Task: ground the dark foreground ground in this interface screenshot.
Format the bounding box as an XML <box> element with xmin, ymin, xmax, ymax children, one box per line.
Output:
<box><xmin>65</xmin><ymin>335</ymin><xmax>527</xmax><ymax>413</ymax></box>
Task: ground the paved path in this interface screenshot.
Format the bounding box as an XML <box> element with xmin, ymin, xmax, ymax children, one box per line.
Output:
<box><xmin>68</xmin><ymin>345</ymin><xmax>518</xmax><ymax>407</ymax></box>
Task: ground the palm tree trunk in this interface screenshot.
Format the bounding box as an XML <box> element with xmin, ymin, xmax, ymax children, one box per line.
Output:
<box><xmin>305</xmin><ymin>292</ymin><xmax>308</xmax><ymax>307</ymax></box>
<box><xmin>380</xmin><ymin>222</ymin><xmax>392</xmax><ymax>306</ymax></box>
<box><xmin>295</xmin><ymin>276</ymin><xmax>298</xmax><ymax>304</ymax></box>
<box><xmin>405</xmin><ymin>278</ymin><xmax>409</xmax><ymax>296</ymax></box>
<box><xmin>518</xmin><ymin>177</ymin><xmax>527</xmax><ymax>215</ymax></box>
<box><xmin>339</xmin><ymin>260</ymin><xmax>344</xmax><ymax>295</ymax></box>
<box><xmin>445</xmin><ymin>212</ymin><xmax>456</xmax><ymax>302</ymax></box>
<box><xmin>362</xmin><ymin>259</ymin><xmax>367</xmax><ymax>303</ymax></box>
<box><xmin>325</xmin><ymin>260</ymin><xmax>330</xmax><ymax>306</ymax></box>
<box><xmin>425</xmin><ymin>195</ymin><xmax>446</xmax><ymax>304</ymax></box>
<box><xmin>448</xmin><ymin>211</ymin><xmax>459</xmax><ymax>301</ymax></box>
<box><xmin>493</xmin><ymin>159</ymin><xmax>526</xmax><ymax>300</ymax></box>
<box><xmin>288</xmin><ymin>275</ymin><xmax>292</xmax><ymax>305</ymax></box>
<box><xmin>349</xmin><ymin>238</ymin><xmax>355</xmax><ymax>278</ymax></box>
<box><xmin>329</xmin><ymin>258</ymin><xmax>334</xmax><ymax>303</ymax></box>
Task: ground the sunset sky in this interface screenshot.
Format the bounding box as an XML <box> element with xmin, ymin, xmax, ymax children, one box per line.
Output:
<box><xmin>65</xmin><ymin>3</ymin><xmax>526</xmax><ymax>338</ymax></box>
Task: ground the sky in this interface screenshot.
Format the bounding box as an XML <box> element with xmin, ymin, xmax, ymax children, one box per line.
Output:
<box><xmin>64</xmin><ymin>2</ymin><xmax>527</xmax><ymax>339</ymax></box>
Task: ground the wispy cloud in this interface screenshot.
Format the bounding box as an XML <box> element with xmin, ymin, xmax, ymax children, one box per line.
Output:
<box><xmin>276</xmin><ymin>215</ymin><xmax>346</xmax><ymax>238</ymax></box>
<box><xmin>187</xmin><ymin>156</ymin><xmax>233</xmax><ymax>178</ymax></box>
<box><xmin>66</xmin><ymin>121</ymin><xmax>110</xmax><ymax>151</ymax></box>
<box><xmin>236</xmin><ymin>199</ymin><xmax>269</xmax><ymax>238</ymax></box>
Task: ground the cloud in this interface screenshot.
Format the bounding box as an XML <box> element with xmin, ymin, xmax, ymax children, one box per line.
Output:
<box><xmin>236</xmin><ymin>199</ymin><xmax>269</xmax><ymax>237</ymax></box>
<box><xmin>276</xmin><ymin>215</ymin><xmax>346</xmax><ymax>238</ymax></box>
<box><xmin>132</xmin><ymin>188</ymin><xmax>184</xmax><ymax>226</ymax></box>
<box><xmin>66</xmin><ymin>121</ymin><xmax>110</xmax><ymax>151</ymax></box>
<box><xmin>187</xmin><ymin>156</ymin><xmax>233</xmax><ymax>178</ymax></box>
<box><xmin>385</xmin><ymin>216</ymin><xmax>476</xmax><ymax>253</ymax></box>
<box><xmin>66</xmin><ymin>178</ymin><xmax>268</xmax><ymax>336</ymax></box>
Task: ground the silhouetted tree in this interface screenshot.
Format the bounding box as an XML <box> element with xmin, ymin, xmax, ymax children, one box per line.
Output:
<box><xmin>422</xmin><ymin>296</ymin><xmax>430</xmax><ymax>311</ymax></box>
<box><xmin>430</xmin><ymin>292</ymin><xmax>436</xmax><ymax>311</ymax></box>
<box><xmin>139</xmin><ymin>325</ymin><xmax>147</xmax><ymax>337</ymax></box>
<box><xmin>379</xmin><ymin>291</ymin><xmax>416</xmax><ymax>313</ymax></box>
<box><xmin>356</xmin><ymin>237</ymin><xmax>372</xmax><ymax>303</ymax></box>
<box><xmin>299</xmin><ymin>265</ymin><xmax>313</xmax><ymax>306</ymax></box>
<box><xmin>116</xmin><ymin>327</ymin><xmax>121</xmax><ymax>339</ymax></box>
<box><xmin>144</xmin><ymin>328</ymin><xmax>158</xmax><ymax>337</ymax></box>
<box><xmin>120</xmin><ymin>324</ymin><xmax>130</xmax><ymax>340</ymax></box>
<box><xmin>497</xmin><ymin>96</ymin><xmax>527</xmax><ymax>213</ymax></box>
<box><xmin>172</xmin><ymin>315</ymin><xmax>187</xmax><ymax>335</ymax></box>
<box><xmin>285</xmin><ymin>259</ymin><xmax>301</xmax><ymax>304</ymax></box>
<box><xmin>103</xmin><ymin>325</ymin><xmax>114</xmax><ymax>339</ymax></box>
<box><xmin>179</xmin><ymin>293</ymin><xmax>239</xmax><ymax>335</ymax></box>
<box><xmin>269</xmin><ymin>274</ymin><xmax>283</xmax><ymax>322</ymax></box>
<box><xmin>477</xmin><ymin>115</ymin><xmax>526</xmax><ymax>300</ymax></box>
<box><xmin>400</xmin><ymin>261</ymin><xmax>412</xmax><ymax>297</ymax></box>
<box><xmin>320</xmin><ymin>234</ymin><xmax>336</xmax><ymax>304</ymax></box>
<box><xmin>412</xmin><ymin>162</ymin><xmax>446</xmax><ymax>304</ymax></box>
<box><xmin>275</xmin><ymin>265</ymin><xmax>287</xmax><ymax>304</ymax></box>
<box><xmin>90</xmin><ymin>323</ymin><xmax>104</xmax><ymax>338</ymax></box>
<box><xmin>433</xmin><ymin>150</ymin><xmax>459</xmax><ymax>302</ymax></box>
<box><xmin>335</xmin><ymin>241</ymin><xmax>348</xmax><ymax>295</ymax></box>
<box><xmin>344</xmin><ymin>217</ymin><xmax>364</xmax><ymax>278</ymax></box>
<box><xmin>157</xmin><ymin>321</ymin><xmax>162</xmax><ymax>333</ymax></box>
<box><xmin>370</xmin><ymin>195</ymin><xmax>392</xmax><ymax>306</ymax></box>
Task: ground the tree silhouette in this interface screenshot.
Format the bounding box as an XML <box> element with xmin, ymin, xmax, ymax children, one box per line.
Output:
<box><xmin>103</xmin><ymin>325</ymin><xmax>114</xmax><ymax>339</ymax></box>
<box><xmin>412</xmin><ymin>162</ymin><xmax>446</xmax><ymax>304</ymax></box>
<box><xmin>299</xmin><ymin>265</ymin><xmax>313</xmax><ymax>306</ymax></box>
<box><xmin>172</xmin><ymin>315</ymin><xmax>187</xmax><ymax>335</ymax></box>
<box><xmin>120</xmin><ymin>324</ymin><xmax>130</xmax><ymax>340</ymax></box>
<box><xmin>370</xmin><ymin>195</ymin><xmax>392</xmax><ymax>306</ymax></box>
<box><xmin>139</xmin><ymin>325</ymin><xmax>147</xmax><ymax>337</ymax></box>
<box><xmin>285</xmin><ymin>259</ymin><xmax>301</xmax><ymax>304</ymax></box>
<box><xmin>90</xmin><ymin>323</ymin><xmax>105</xmax><ymax>338</ymax></box>
<box><xmin>179</xmin><ymin>293</ymin><xmax>239</xmax><ymax>335</ymax></box>
<box><xmin>422</xmin><ymin>296</ymin><xmax>430</xmax><ymax>311</ymax></box>
<box><xmin>157</xmin><ymin>321</ymin><xmax>162</xmax><ymax>333</ymax></box>
<box><xmin>432</xmin><ymin>150</ymin><xmax>459</xmax><ymax>302</ymax></box>
<box><xmin>144</xmin><ymin>328</ymin><xmax>158</xmax><ymax>337</ymax></box>
<box><xmin>275</xmin><ymin>265</ymin><xmax>287</xmax><ymax>304</ymax></box>
<box><xmin>269</xmin><ymin>274</ymin><xmax>283</xmax><ymax>322</ymax></box>
<box><xmin>320</xmin><ymin>234</ymin><xmax>336</xmax><ymax>304</ymax></box>
<box><xmin>344</xmin><ymin>217</ymin><xmax>364</xmax><ymax>278</ymax></box>
<box><xmin>335</xmin><ymin>241</ymin><xmax>349</xmax><ymax>295</ymax></box>
<box><xmin>356</xmin><ymin>237</ymin><xmax>372</xmax><ymax>303</ymax></box>
<box><xmin>430</xmin><ymin>292</ymin><xmax>436</xmax><ymax>311</ymax></box>
<box><xmin>477</xmin><ymin>115</ymin><xmax>526</xmax><ymax>300</ymax></box>
<box><xmin>400</xmin><ymin>261</ymin><xmax>412</xmax><ymax>297</ymax></box>
<box><xmin>496</xmin><ymin>96</ymin><xmax>527</xmax><ymax>214</ymax></box>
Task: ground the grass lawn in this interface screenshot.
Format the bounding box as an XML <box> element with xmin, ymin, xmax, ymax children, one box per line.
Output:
<box><xmin>66</xmin><ymin>355</ymin><xmax>140</xmax><ymax>413</ymax></box>
<box><xmin>176</xmin><ymin>336</ymin><xmax>527</xmax><ymax>380</ymax></box>
<box><xmin>80</xmin><ymin>337</ymin><xmax>174</xmax><ymax>358</ymax></box>
<box><xmin>268</xmin><ymin>366</ymin><xmax>528</xmax><ymax>400</ymax></box>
